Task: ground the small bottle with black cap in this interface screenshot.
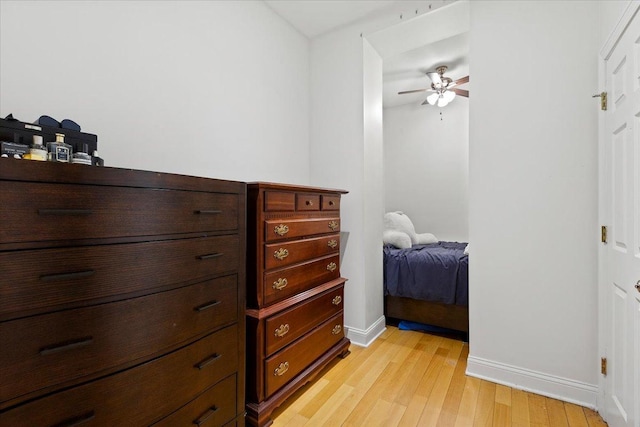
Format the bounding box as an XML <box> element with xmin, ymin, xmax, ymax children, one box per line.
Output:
<box><xmin>47</xmin><ymin>133</ymin><xmax>72</xmax><ymax>162</ymax></box>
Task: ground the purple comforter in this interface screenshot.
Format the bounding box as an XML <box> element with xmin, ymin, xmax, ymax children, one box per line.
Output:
<box><xmin>383</xmin><ymin>241</ymin><xmax>468</xmax><ymax>306</ymax></box>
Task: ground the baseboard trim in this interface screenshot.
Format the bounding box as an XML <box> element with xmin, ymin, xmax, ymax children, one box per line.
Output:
<box><xmin>345</xmin><ymin>315</ymin><xmax>386</xmax><ymax>347</ymax></box>
<box><xmin>466</xmin><ymin>355</ymin><xmax>598</xmax><ymax>409</ymax></box>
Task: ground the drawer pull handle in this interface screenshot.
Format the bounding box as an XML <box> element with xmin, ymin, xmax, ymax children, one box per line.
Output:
<box><xmin>327</xmin><ymin>262</ymin><xmax>337</xmax><ymax>272</ymax></box>
<box><xmin>332</xmin><ymin>325</ymin><xmax>342</xmax><ymax>335</ymax></box>
<box><xmin>193</xmin><ymin>406</ymin><xmax>219</xmax><ymax>426</ymax></box>
<box><xmin>273</xmin><ymin>278</ymin><xmax>288</xmax><ymax>290</ymax></box>
<box><xmin>195</xmin><ymin>353</ymin><xmax>221</xmax><ymax>370</ymax></box>
<box><xmin>274</xmin><ymin>224</ymin><xmax>289</xmax><ymax>236</ymax></box>
<box><xmin>40</xmin><ymin>336</ymin><xmax>93</xmax><ymax>356</ymax></box>
<box><xmin>274</xmin><ymin>248</ymin><xmax>289</xmax><ymax>260</ymax></box>
<box><xmin>40</xmin><ymin>270</ymin><xmax>95</xmax><ymax>282</ymax></box>
<box><xmin>328</xmin><ymin>220</ymin><xmax>339</xmax><ymax>231</ymax></box>
<box><xmin>327</xmin><ymin>239</ymin><xmax>338</xmax><ymax>249</ymax></box>
<box><xmin>305</xmin><ymin>200</ymin><xmax>314</xmax><ymax>206</ymax></box>
<box><xmin>51</xmin><ymin>411</ymin><xmax>96</xmax><ymax>427</ymax></box>
<box><xmin>332</xmin><ymin>295</ymin><xmax>342</xmax><ymax>305</ymax></box>
<box><xmin>195</xmin><ymin>210</ymin><xmax>222</xmax><ymax>215</ymax></box>
<box><xmin>274</xmin><ymin>324</ymin><xmax>290</xmax><ymax>338</ymax></box>
<box><xmin>329</xmin><ymin>200</ymin><xmax>335</xmax><ymax>206</ymax></box>
<box><xmin>38</xmin><ymin>209</ymin><xmax>92</xmax><ymax>216</ymax></box>
<box><xmin>194</xmin><ymin>300</ymin><xmax>221</xmax><ymax>312</ymax></box>
<box><xmin>274</xmin><ymin>361</ymin><xmax>289</xmax><ymax>376</ymax></box>
<box><xmin>197</xmin><ymin>252</ymin><xmax>223</xmax><ymax>260</ymax></box>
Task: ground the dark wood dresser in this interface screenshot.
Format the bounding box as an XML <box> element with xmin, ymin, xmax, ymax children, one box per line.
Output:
<box><xmin>245</xmin><ymin>182</ymin><xmax>350</xmax><ymax>427</ymax></box>
<box><xmin>0</xmin><ymin>159</ymin><xmax>246</xmax><ymax>427</ymax></box>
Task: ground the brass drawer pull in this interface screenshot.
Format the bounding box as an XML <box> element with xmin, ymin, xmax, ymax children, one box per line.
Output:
<box><xmin>40</xmin><ymin>270</ymin><xmax>95</xmax><ymax>282</ymax></box>
<box><xmin>54</xmin><ymin>411</ymin><xmax>96</xmax><ymax>427</ymax></box>
<box><xmin>274</xmin><ymin>224</ymin><xmax>289</xmax><ymax>236</ymax></box>
<box><xmin>328</xmin><ymin>220</ymin><xmax>339</xmax><ymax>231</ymax></box>
<box><xmin>194</xmin><ymin>353</ymin><xmax>221</xmax><ymax>370</ymax></box>
<box><xmin>194</xmin><ymin>300</ymin><xmax>221</xmax><ymax>312</ymax></box>
<box><xmin>38</xmin><ymin>209</ymin><xmax>92</xmax><ymax>216</ymax></box>
<box><xmin>274</xmin><ymin>361</ymin><xmax>289</xmax><ymax>376</ymax></box>
<box><xmin>194</xmin><ymin>210</ymin><xmax>222</xmax><ymax>215</ymax></box>
<box><xmin>327</xmin><ymin>262</ymin><xmax>337</xmax><ymax>272</ymax></box>
<box><xmin>274</xmin><ymin>248</ymin><xmax>289</xmax><ymax>260</ymax></box>
<box><xmin>305</xmin><ymin>200</ymin><xmax>314</xmax><ymax>206</ymax></box>
<box><xmin>332</xmin><ymin>295</ymin><xmax>342</xmax><ymax>305</ymax></box>
<box><xmin>327</xmin><ymin>239</ymin><xmax>338</xmax><ymax>249</ymax></box>
<box><xmin>273</xmin><ymin>278</ymin><xmax>288</xmax><ymax>290</ymax></box>
<box><xmin>332</xmin><ymin>325</ymin><xmax>342</xmax><ymax>335</ymax></box>
<box><xmin>193</xmin><ymin>406</ymin><xmax>219</xmax><ymax>426</ymax></box>
<box><xmin>40</xmin><ymin>336</ymin><xmax>93</xmax><ymax>356</ymax></box>
<box><xmin>274</xmin><ymin>324</ymin><xmax>290</xmax><ymax>338</ymax></box>
<box><xmin>329</xmin><ymin>200</ymin><xmax>335</xmax><ymax>206</ymax></box>
<box><xmin>197</xmin><ymin>252</ymin><xmax>223</xmax><ymax>260</ymax></box>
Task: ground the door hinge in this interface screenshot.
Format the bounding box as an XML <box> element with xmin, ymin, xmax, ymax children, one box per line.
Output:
<box><xmin>593</xmin><ymin>92</ymin><xmax>607</xmax><ymax>110</ymax></box>
<box><xmin>601</xmin><ymin>225</ymin><xmax>608</xmax><ymax>243</ymax></box>
<box><xmin>601</xmin><ymin>357</ymin><xmax>607</xmax><ymax>376</ymax></box>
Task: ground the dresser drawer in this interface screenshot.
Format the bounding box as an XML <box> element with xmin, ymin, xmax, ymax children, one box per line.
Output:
<box><xmin>263</xmin><ymin>254</ymin><xmax>341</xmax><ymax>306</ymax></box>
<box><xmin>265</xmin><ymin>285</ymin><xmax>344</xmax><ymax>355</ymax></box>
<box><xmin>265</xmin><ymin>312</ymin><xmax>344</xmax><ymax>397</ymax></box>
<box><xmin>0</xmin><ymin>275</ymin><xmax>237</xmax><ymax>405</ymax></box>
<box><xmin>321</xmin><ymin>195</ymin><xmax>340</xmax><ymax>210</ymax></box>
<box><xmin>0</xmin><ymin>182</ymin><xmax>239</xmax><ymax>245</ymax></box>
<box><xmin>264</xmin><ymin>217</ymin><xmax>341</xmax><ymax>242</ymax></box>
<box><xmin>0</xmin><ymin>326</ymin><xmax>238</xmax><ymax>426</ymax></box>
<box><xmin>264</xmin><ymin>234</ymin><xmax>339</xmax><ymax>270</ymax></box>
<box><xmin>152</xmin><ymin>374</ymin><xmax>237</xmax><ymax>427</ymax></box>
<box><xmin>264</xmin><ymin>191</ymin><xmax>295</xmax><ymax>211</ymax></box>
<box><xmin>0</xmin><ymin>235</ymin><xmax>239</xmax><ymax>320</ymax></box>
<box><xmin>296</xmin><ymin>193</ymin><xmax>320</xmax><ymax>211</ymax></box>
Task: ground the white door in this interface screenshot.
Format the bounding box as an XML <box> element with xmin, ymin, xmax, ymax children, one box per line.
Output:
<box><xmin>601</xmin><ymin>4</ymin><xmax>640</xmax><ymax>427</ymax></box>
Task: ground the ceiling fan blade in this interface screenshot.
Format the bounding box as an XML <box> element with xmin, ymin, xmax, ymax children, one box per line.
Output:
<box><xmin>421</xmin><ymin>99</ymin><xmax>430</xmax><ymax>105</ymax></box>
<box><xmin>398</xmin><ymin>88</ymin><xmax>429</xmax><ymax>95</ymax></box>
<box><xmin>426</xmin><ymin>72</ymin><xmax>442</xmax><ymax>85</ymax></box>
<box><xmin>454</xmin><ymin>75</ymin><xmax>469</xmax><ymax>85</ymax></box>
<box><xmin>451</xmin><ymin>88</ymin><xmax>469</xmax><ymax>97</ymax></box>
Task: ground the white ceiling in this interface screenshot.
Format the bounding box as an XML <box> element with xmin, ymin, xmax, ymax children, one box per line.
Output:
<box><xmin>264</xmin><ymin>0</ymin><xmax>468</xmax><ymax>108</ymax></box>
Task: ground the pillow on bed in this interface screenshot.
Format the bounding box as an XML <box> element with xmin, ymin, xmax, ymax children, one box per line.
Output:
<box><xmin>383</xmin><ymin>230</ymin><xmax>412</xmax><ymax>249</ymax></box>
<box><xmin>384</xmin><ymin>211</ymin><xmax>418</xmax><ymax>245</ymax></box>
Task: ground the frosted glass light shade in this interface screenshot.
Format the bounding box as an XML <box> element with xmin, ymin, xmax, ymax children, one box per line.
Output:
<box><xmin>443</xmin><ymin>90</ymin><xmax>456</xmax><ymax>102</ymax></box>
<box><xmin>437</xmin><ymin>95</ymin><xmax>449</xmax><ymax>107</ymax></box>
<box><xmin>426</xmin><ymin>92</ymin><xmax>439</xmax><ymax>105</ymax></box>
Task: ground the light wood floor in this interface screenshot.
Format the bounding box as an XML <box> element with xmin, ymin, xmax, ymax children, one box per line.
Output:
<box><xmin>270</xmin><ymin>326</ymin><xmax>607</xmax><ymax>427</ymax></box>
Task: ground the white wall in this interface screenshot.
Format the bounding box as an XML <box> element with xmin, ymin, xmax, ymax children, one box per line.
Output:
<box><xmin>467</xmin><ymin>1</ymin><xmax>599</xmax><ymax>407</ymax></box>
<box><xmin>384</xmin><ymin>99</ymin><xmax>469</xmax><ymax>242</ymax></box>
<box><xmin>0</xmin><ymin>1</ymin><xmax>310</xmax><ymax>183</ymax></box>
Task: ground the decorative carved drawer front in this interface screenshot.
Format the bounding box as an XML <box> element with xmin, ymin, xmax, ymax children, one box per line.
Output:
<box><xmin>0</xmin><ymin>275</ymin><xmax>237</xmax><ymax>406</ymax></box>
<box><xmin>295</xmin><ymin>194</ymin><xmax>320</xmax><ymax>211</ymax></box>
<box><xmin>152</xmin><ymin>374</ymin><xmax>237</xmax><ymax>427</ymax></box>
<box><xmin>0</xmin><ymin>235</ymin><xmax>239</xmax><ymax>321</ymax></box>
<box><xmin>265</xmin><ymin>285</ymin><xmax>344</xmax><ymax>355</ymax></box>
<box><xmin>264</xmin><ymin>312</ymin><xmax>344</xmax><ymax>397</ymax></box>
<box><xmin>0</xmin><ymin>326</ymin><xmax>238</xmax><ymax>426</ymax></box>
<box><xmin>264</xmin><ymin>234</ymin><xmax>339</xmax><ymax>270</ymax></box>
<box><xmin>264</xmin><ymin>217</ymin><xmax>341</xmax><ymax>242</ymax></box>
<box><xmin>264</xmin><ymin>191</ymin><xmax>295</xmax><ymax>212</ymax></box>
<box><xmin>0</xmin><ymin>182</ymin><xmax>239</xmax><ymax>246</ymax></box>
<box><xmin>321</xmin><ymin>195</ymin><xmax>340</xmax><ymax>211</ymax></box>
<box><xmin>262</xmin><ymin>255</ymin><xmax>341</xmax><ymax>306</ymax></box>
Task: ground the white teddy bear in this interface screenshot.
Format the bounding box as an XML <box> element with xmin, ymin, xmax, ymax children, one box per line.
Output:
<box><xmin>383</xmin><ymin>211</ymin><xmax>438</xmax><ymax>249</ymax></box>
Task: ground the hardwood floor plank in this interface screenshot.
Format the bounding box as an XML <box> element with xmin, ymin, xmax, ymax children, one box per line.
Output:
<box><xmin>267</xmin><ymin>327</ymin><xmax>608</xmax><ymax>427</ymax></box>
<box><xmin>473</xmin><ymin>380</ymin><xmax>496</xmax><ymax>426</ymax></box>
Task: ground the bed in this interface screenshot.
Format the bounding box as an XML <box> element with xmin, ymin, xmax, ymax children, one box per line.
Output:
<box><xmin>383</xmin><ymin>241</ymin><xmax>469</xmax><ymax>333</ymax></box>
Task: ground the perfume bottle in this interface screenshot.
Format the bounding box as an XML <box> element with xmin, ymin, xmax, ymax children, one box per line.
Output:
<box><xmin>24</xmin><ymin>135</ymin><xmax>47</xmax><ymax>161</ymax></box>
<box><xmin>47</xmin><ymin>133</ymin><xmax>72</xmax><ymax>162</ymax></box>
<box><xmin>71</xmin><ymin>143</ymin><xmax>92</xmax><ymax>165</ymax></box>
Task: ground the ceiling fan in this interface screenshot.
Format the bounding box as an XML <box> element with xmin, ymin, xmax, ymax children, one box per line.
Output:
<box><xmin>398</xmin><ymin>65</ymin><xmax>469</xmax><ymax>107</ymax></box>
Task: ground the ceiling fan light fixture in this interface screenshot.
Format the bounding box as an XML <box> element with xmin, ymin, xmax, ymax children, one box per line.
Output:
<box><xmin>437</xmin><ymin>95</ymin><xmax>449</xmax><ymax>108</ymax></box>
<box><xmin>426</xmin><ymin>92</ymin><xmax>439</xmax><ymax>105</ymax></box>
<box><xmin>443</xmin><ymin>90</ymin><xmax>456</xmax><ymax>103</ymax></box>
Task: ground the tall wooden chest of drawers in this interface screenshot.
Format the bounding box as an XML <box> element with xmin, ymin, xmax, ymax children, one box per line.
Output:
<box><xmin>245</xmin><ymin>183</ymin><xmax>350</xmax><ymax>427</ymax></box>
<box><xmin>0</xmin><ymin>159</ymin><xmax>246</xmax><ymax>427</ymax></box>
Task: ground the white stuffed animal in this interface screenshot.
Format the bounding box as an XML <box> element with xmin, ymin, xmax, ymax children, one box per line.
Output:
<box><xmin>383</xmin><ymin>211</ymin><xmax>438</xmax><ymax>248</ymax></box>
